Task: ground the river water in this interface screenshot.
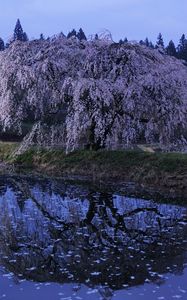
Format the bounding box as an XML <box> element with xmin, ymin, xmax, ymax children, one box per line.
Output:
<box><xmin>0</xmin><ymin>176</ymin><xmax>186</xmax><ymax>300</ymax></box>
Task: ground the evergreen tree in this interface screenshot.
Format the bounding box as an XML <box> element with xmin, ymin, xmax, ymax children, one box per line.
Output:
<box><xmin>156</xmin><ymin>33</ymin><xmax>164</xmax><ymax>48</ymax></box>
<box><xmin>77</xmin><ymin>28</ymin><xmax>87</xmax><ymax>41</ymax></box>
<box><xmin>140</xmin><ymin>38</ymin><xmax>154</xmax><ymax>48</ymax></box>
<box><xmin>166</xmin><ymin>40</ymin><xmax>177</xmax><ymax>57</ymax></box>
<box><xmin>149</xmin><ymin>41</ymin><xmax>154</xmax><ymax>49</ymax></box>
<box><xmin>177</xmin><ymin>34</ymin><xmax>187</xmax><ymax>60</ymax></box>
<box><xmin>23</xmin><ymin>32</ymin><xmax>28</xmax><ymax>42</ymax></box>
<box><xmin>144</xmin><ymin>37</ymin><xmax>149</xmax><ymax>47</ymax></box>
<box><xmin>39</xmin><ymin>33</ymin><xmax>45</xmax><ymax>40</ymax></box>
<box><xmin>94</xmin><ymin>33</ymin><xmax>99</xmax><ymax>40</ymax></box>
<box><xmin>67</xmin><ymin>29</ymin><xmax>77</xmax><ymax>39</ymax></box>
<box><xmin>119</xmin><ymin>37</ymin><xmax>128</xmax><ymax>45</ymax></box>
<box><xmin>178</xmin><ymin>34</ymin><xmax>186</xmax><ymax>51</ymax></box>
<box><xmin>0</xmin><ymin>38</ymin><xmax>5</xmax><ymax>51</ymax></box>
<box><xmin>5</xmin><ymin>42</ymin><xmax>10</xmax><ymax>49</ymax></box>
<box><xmin>59</xmin><ymin>32</ymin><xmax>66</xmax><ymax>39</ymax></box>
<box><xmin>139</xmin><ymin>40</ymin><xmax>144</xmax><ymax>45</ymax></box>
<box><xmin>13</xmin><ymin>19</ymin><xmax>28</xmax><ymax>41</ymax></box>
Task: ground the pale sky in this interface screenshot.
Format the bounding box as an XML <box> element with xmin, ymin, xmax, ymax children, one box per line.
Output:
<box><xmin>0</xmin><ymin>0</ymin><xmax>186</xmax><ymax>45</ymax></box>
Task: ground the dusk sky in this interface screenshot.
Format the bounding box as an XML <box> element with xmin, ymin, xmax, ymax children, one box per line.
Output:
<box><xmin>0</xmin><ymin>0</ymin><xmax>186</xmax><ymax>44</ymax></box>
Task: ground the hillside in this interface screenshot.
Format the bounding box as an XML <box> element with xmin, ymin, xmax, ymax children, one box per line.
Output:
<box><xmin>0</xmin><ymin>36</ymin><xmax>187</xmax><ymax>153</ymax></box>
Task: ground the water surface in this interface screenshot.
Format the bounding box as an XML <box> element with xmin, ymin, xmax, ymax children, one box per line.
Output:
<box><xmin>0</xmin><ymin>176</ymin><xmax>186</xmax><ymax>300</ymax></box>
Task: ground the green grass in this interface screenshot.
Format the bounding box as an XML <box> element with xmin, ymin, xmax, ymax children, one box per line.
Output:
<box><xmin>12</xmin><ymin>147</ymin><xmax>187</xmax><ymax>175</ymax></box>
<box><xmin>0</xmin><ymin>141</ymin><xmax>20</xmax><ymax>161</ymax></box>
<box><xmin>154</xmin><ymin>152</ymin><xmax>187</xmax><ymax>172</ymax></box>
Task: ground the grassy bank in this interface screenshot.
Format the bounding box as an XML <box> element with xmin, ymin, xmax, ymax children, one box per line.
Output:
<box><xmin>14</xmin><ymin>148</ymin><xmax>187</xmax><ymax>194</ymax></box>
<box><xmin>0</xmin><ymin>142</ymin><xmax>187</xmax><ymax>198</ymax></box>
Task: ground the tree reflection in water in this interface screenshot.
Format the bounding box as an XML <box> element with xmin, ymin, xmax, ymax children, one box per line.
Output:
<box><xmin>0</xmin><ymin>176</ymin><xmax>186</xmax><ymax>300</ymax></box>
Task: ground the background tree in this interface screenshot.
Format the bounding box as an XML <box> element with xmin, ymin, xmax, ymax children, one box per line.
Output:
<box><xmin>67</xmin><ymin>29</ymin><xmax>77</xmax><ymax>39</ymax></box>
<box><xmin>77</xmin><ymin>28</ymin><xmax>87</xmax><ymax>41</ymax></box>
<box><xmin>177</xmin><ymin>34</ymin><xmax>187</xmax><ymax>60</ymax></box>
<box><xmin>0</xmin><ymin>38</ymin><xmax>5</xmax><ymax>51</ymax></box>
<box><xmin>13</xmin><ymin>19</ymin><xmax>28</xmax><ymax>41</ymax></box>
<box><xmin>139</xmin><ymin>40</ymin><xmax>144</xmax><ymax>45</ymax></box>
<box><xmin>156</xmin><ymin>33</ymin><xmax>164</xmax><ymax>48</ymax></box>
<box><xmin>178</xmin><ymin>34</ymin><xmax>186</xmax><ymax>51</ymax></box>
<box><xmin>166</xmin><ymin>40</ymin><xmax>177</xmax><ymax>57</ymax></box>
<box><xmin>23</xmin><ymin>32</ymin><xmax>28</xmax><ymax>42</ymax></box>
<box><xmin>94</xmin><ymin>33</ymin><xmax>99</xmax><ymax>40</ymax></box>
<box><xmin>58</xmin><ymin>32</ymin><xmax>66</xmax><ymax>39</ymax></box>
<box><xmin>144</xmin><ymin>37</ymin><xmax>150</xmax><ymax>47</ymax></box>
<box><xmin>149</xmin><ymin>41</ymin><xmax>154</xmax><ymax>48</ymax></box>
<box><xmin>139</xmin><ymin>38</ymin><xmax>154</xmax><ymax>48</ymax></box>
<box><xmin>39</xmin><ymin>33</ymin><xmax>45</xmax><ymax>40</ymax></box>
<box><xmin>119</xmin><ymin>38</ymin><xmax>128</xmax><ymax>45</ymax></box>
